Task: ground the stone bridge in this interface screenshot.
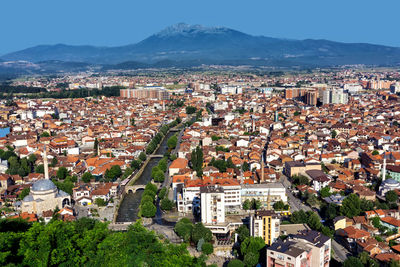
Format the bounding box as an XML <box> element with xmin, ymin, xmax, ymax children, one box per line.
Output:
<box><xmin>149</xmin><ymin>154</ymin><xmax>164</xmax><ymax>158</ymax></box>
<box><xmin>125</xmin><ymin>184</ymin><xmax>146</xmax><ymax>194</ymax></box>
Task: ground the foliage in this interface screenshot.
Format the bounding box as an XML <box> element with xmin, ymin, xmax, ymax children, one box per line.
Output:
<box><xmin>216</xmin><ymin>145</ymin><xmax>229</xmax><ymax>153</ymax></box>
<box><xmin>53</xmin><ymin>177</ymin><xmax>74</xmax><ymax>195</ymax></box>
<box><xmin>240</xmin><ymin>237</ymin><xmax>264</xmax><ymax>267</ymax></box>
<box><xmin>154</xmin><ymin>170</ymin><xmax>165</xmax><ymax>182</ymax></box>
<box><xmin>158</xmin><ymin>187</ymin><xmax>167</xmax><ymax>199</ymax></box>
<box><xmin>130</xmin><ymin>159</ymin><xmax>141</xmax><ymax>171</ymax></box>
<box><xmin>81</xmin><ymin>172</ymin><xmax>93</xmax><ymax>183</ymax></box>
<box><xmin>95</xmin><ymin>198</ymin><xmax>107</xmax><ymax>207</ymax></box>
<box><xmin>273</xmin><ymin>200</ymin><xmax>289</xmax><ymax>211</ymax></box>
<box><xmin>331</xmin><ymin>130</ymin><xmax>337</xmax><ymax>138</ymax></box>
<box><xmin>56</xmin><ymin>166</ymin><xmax>69</xmax><ymax>180</ymax></box>
<box><xmin>242</xmin><ymin>161</ymin><xmax>250</xmax><ymax>172</ymax></box>
<box><xmin>104</xmin><ymin>165</ymin><xmax>122</xmax><ymax>181</ymax></box>
<box><xmin>340</xmin><ymin>193</ymin><xmax>361</xmax><ymax>218</ymax></box>
<box><xmin>321</xmin><ymin>203</ymin><xmax>338</xmax><ymax>220</ymax></box>
<box><xmin>320</xmin><ymin>187</ymin><xmax>331</xmax><ymax>198</ymax></box>
<box><xmin>141</xmin><ymin>201</ymin><xmax>157</xmax><ymax>218</ymax></box>
<box><xmin>228</xmin><ymin>259</ymin><xmax>245</xmax><ymax>267</ymax></box>
<box><xmin>191</xmin><ymin>223</ymin><xmax>212</xmax><ymax>243</ymax></box>
<box><xmin>386</xmin><ymin>190</ymin><xmax>398</xmax><ymax>203</ymax></box>
<box><xmin>243</xmin><ymin>199</ymin><xmax>251</xmax><ymax>210</ymax></box>
<box><xmin>35</xmin><ymin>164</ymin><xmax>44</xmax><ymax>174</ymax></box>
<box><xmin>0</xmin><ymin>218</ymin><xmax>203</xmax><ymax>266</ymax></box>
<box><xmin>185</xmin><ymin>106</ymin><xmax>196</xmax><ymax>114</ymax></box>
<box><xmin>174</xmin><ymin>218</ymin><xmax>193</xmax><ymax>242</ymax></box>
<box><xmin>236</xmin><ymin>225</ymin><xmax>250</xmax><ymax>243</ymax></box>
<box><xmin>167</xmin><ymin>135</ymin><xmax>178</xmax><ymax>149</ymax></box>
<box><xmin>191</xmin><ymin>146</ymin><xmax>203</xmax><ymax>176</ymax></box>
<box><xmin>291</xmin><ymin>174</ymin><xmax>309</xmax><ymax>186</ymax></box>
<box><xmin>372</xmin><ymin>150</ymin><xmax>379</xmax><ymax>156</ymax></box>
<box><xmin>145</xmin><ymin>182</ymin><xmax>157</xmax><ymax>194</ymax></box>
<box><xmin>372</xmin><ymin>217</ymin><xmax>381</xmax><ymax>228</ymax></box>
<box><xmin>343</xmin><ymin>256</ymin><xmax>364</xmax><ymax>267</ymax></box>
<box><xmin>201</xmin><ymin>243</ymin><xmax>213</xmax><ymax>255</ymax></box>
<box><xmin>160</xmin><ymin>198</ymin><xmax>174</xmax><ymax>211</ymax></box>
<box><xmin>139</xmin><ymin>152</ymin><xmax>147</xmax><ymax>162</ymax></box>
<box><xmin>18</xmin><ymin>188</ymin><xmax>30</xmax><ymax>200</ymax></box>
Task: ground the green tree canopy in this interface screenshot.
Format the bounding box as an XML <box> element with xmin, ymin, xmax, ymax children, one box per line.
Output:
<box><xmin>340</xmin><ymin>193</ymin><xmax>361</xmax><ymax>218</ymax></box>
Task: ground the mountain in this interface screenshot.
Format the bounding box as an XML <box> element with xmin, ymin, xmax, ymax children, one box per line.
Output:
<box><xmin>2</xmin><ymin>23</ymin><xmax>400</xmax><ymax>67</ymax></box>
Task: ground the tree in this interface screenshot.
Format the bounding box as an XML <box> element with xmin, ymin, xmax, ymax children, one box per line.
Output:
<box><xmin>290</xmin><ymin>210</ymin><xmax>308</xmax><ymax>224</ymax></box>
<box><xmin>185</xmin><ymin>106</ymin><xmax>196</xmax><ymax>114</ymax></box>
<box><xmin>131</xmin><ymin>160</ymin><xmax>141</xmax><ymax>170</ymax></box>
<box><xmin>340</xmin><ymin>194</ymin><xmax>361</xmax><ymax>218</ymax></box>
<box><xmin>201</xmin><ymin>243</ymin><xmax>213</xmax><ymax>255</ymax></box>
<box><xmin>141</xmin><ymin>195</ymin><xmax>154</xmax><ymax>205</ymax></box>
<box><xmin>51</xmin><ymin>157</ymin><xmax>58</xmax><ymax>167</ymax></box>
<box><xmin>228</xmin><ymin>259</ymin><xmax>245</xmax><ymax>267</ymax></box>
<box><xmin>243</xmin><ymin>199</ymin><xmax>251</xmax><ymax>210</ymax></box>
<box><xmin>167</xmin><ymin>135</ymin><xmax>178</xmax><ymax>149</ymax></box>
<box><xmin>174</xmin><ymin>218</ymin><xmax>193</xmax><ymax>242</ymax></box>
<box><xmin>139</xmin><ymin>152</ymin><xmax>147</xmax><ymax>162</ymax></box>
<box><xmin>390</xmin><ymin>259</ymin><xmax>400</xmax><ymax>267</ymax></box>
<box><xmin>321</xmin><ymin>203</ymin><xmax>338</xmax><ymax>220</ymax></box>
<box><xmin>154</xmin><ymin>170</ymin><xmax>165</xmax><ymax>182</ymax></box>
<box><xmin>105</xmin><ymin>165</ymin><xmax>122</xmax><ymax>181</ymax></box>
<box><xmin>56</xmin><ymin>167</ymin><xmax>69</xmax><ymax>180</ymax></box>
<box><xmin>235</xmin><ymin>225</ymin><xmax>250</xmax><ymax>243</ymax></box>
<box><xmin>191</xmin><ymin>223</ymin><xmax>212</xmax><ymax>243</ymax></box>
<box><xmin>386</xmin><ymin>190</ymin><xmax>398</xmax><ymax>203</ymax></box>
<box><xmin>372</xmin><ymin>150</ymin><xmax>379</xmax><ymax>156</ymax></box>
<box><xmin>158</xmin><ymin>158</ymin><xmax>168</xmax><ymax>172</ymax></box>
<box><xmin>158</xmin><ymin>187</ymin><xmax>167</xmax><ymax>199</ymax></box>
<box><xmin>27</xmin><ymin>154</ymin><xmax>37</xmax><ymax>165</ymax></box>
<box><xmin>343</xmin><ymin>256</ymin><xmax>364</xmax><ymax>267</ymax></box>
<box><xmin>273</xmin><ymin>200</ymin><xmax>286</xmax><ymax>211</ymax></box>
<box><xmin>95</xmin><ymin>198</ymin><xmax>107</xmax><ymax>207</ymax></box>
<box><xmin>19</xmin><ymin>188</ymin><xmax>30</xmax><ymax>200</ymax></box>
<box><xmin>331</xmin><ymin>130</ymin><xmax>337</xmax><ymax>138</ymax></box>
<box><xmin>160</xmin><ymin>198</ymin><xmax>174</xmax><ymax>211</ymax></box>
<box><xmin>82</xmin><ymin>172</ymin><xmax>93</xmax><ymax>183</ymax></box>
<box><xmin>141</xmin><ymin>201</ymin><xmax>156</xmax><ymax>218</ymax></box>
<box><xmin>320</xmin><ymin>187</ymin><xmax>331</xmax><ymax>198</ymax></box>
<box><xmin>145</xmin><ymin>182</ymin><xmax>158</xmax><ymax>194</ymax></box>
<box><xmin>307</xmin><ymin>212</ymin><xmax>322</xmax><ymax>230</ymax></box>
<box><xmin>306</xmin><ymin>194</ymin><xmax>319</xmax><ymax>207</ymax></box>
<box><xmin>34</xmin><ymin>164</ymin><xmax>44</xmax><ymax>174</ymax></box>
<box><xmin>40</xmin><ymin>131</ymin><xmax>50</xmax><ymax>137</ymax></box>
<box><xmin>242</xmin><ymin>161</ymin><xmax>250</xmax><ymax>172</ymax></box>
<box><xmin>244</xmin><ymin>252</ymin><xmax>259</xmax><ymax>267</ymax></box>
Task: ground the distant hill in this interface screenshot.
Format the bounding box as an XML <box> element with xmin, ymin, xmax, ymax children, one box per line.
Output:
<box><xmin>2</xmin><ymin>23</ymin><xmax>400</xmax><ymax>68</ymax></box>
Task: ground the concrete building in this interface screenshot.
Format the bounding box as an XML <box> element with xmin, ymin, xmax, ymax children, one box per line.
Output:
<box><xmin>241</xmin><ymin>183</ymin><xmax>287</xmax><ymax>208</ymax></box>
<box><xmin>250</xmin><ymin>210</ymin><xmax>280</xmax><ymax>245</ymax></box>
<box><xmin>120</xmin><ymin>86</ymin><xmax>170</xmax><ymax>100</ymax></box>
<box><xmin>200</xmin><ymin>185</ymin><xmax>225</xmax><ymax>224</ymax></box>
<box><xmin>267</xmin><ymin>230</ymin><xmax>331</xmax><ymax>267</ymax></box>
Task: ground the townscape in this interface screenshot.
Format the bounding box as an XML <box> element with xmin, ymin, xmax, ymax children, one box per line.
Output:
<box><xmin>1</xmin><ymin>68</ymin><xmax>400</xmax><ymax>266</ymax></box>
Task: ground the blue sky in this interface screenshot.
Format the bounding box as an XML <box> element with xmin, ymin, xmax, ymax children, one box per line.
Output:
<box><xmin>1</xmin><ymin>0</ymin><xmax>399</xmax><ymax>55</ymax></box>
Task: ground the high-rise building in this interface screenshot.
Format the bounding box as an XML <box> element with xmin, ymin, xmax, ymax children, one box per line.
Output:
<box><xmin>200</xmin><ymin>185</ymin><xmax>225</xmax><ymax>224</ymax></box>
<box><xmin>305</xmin><ymin>90</ymin><xmax>318</xmax><ymax>106</ymax></box>
<box><xmin>120</xmin><ymin>86</ymin><xmax>170</xmax><ymax>100</ymax></box>
<box><xmin>267</xmin><ymin>230</ymin><xmax>331</xmax><ymax>267</ymax></box>
<box><xmin>322</xmin><ymin>89</ymin><xmax>348</xmax><ymax>105</ymax></box>
<box><xmin>250</xmin><ymin>210</ymin><xmax>280</xmax><ymax>245</ymax></box>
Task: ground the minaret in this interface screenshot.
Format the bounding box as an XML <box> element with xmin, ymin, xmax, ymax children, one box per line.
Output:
<box><xmin>266</xmin><ymin>191</ymin><xmax>271</xmax><ymax>210</ymax></box>
<box><xmin>162</xmin><ymin>100</ymin><xmax>165</xmax><ymax>111</ymax></box>
<box><xmin>43</xmin><ymin>144</ymin><xmax>49</xmax><ymax>180</ymax></box>
<box><xmin>382</xmin><ymin>153</ymin><xmax>387</xmax><ymax>181</ymax></box>
<box><xmin>261</xmin><ymin>154</ymin><xmax>265</xmax><ymax>183</ymax></box>
<box><xmin>252</xmin><ymin>119</ymin><xmax>255</xmax><ymax>132</ymax></box>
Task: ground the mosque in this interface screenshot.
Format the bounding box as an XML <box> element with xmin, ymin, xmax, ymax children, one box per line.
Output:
<box><xmin>21</xmin><ymin>145</ymin><xmax>71</xmax><ymax>216</ymax></box>
<box><xmin>379</xmin><ymin>153</ymin><xmax>400</xmax><ymax>196</ymax></box>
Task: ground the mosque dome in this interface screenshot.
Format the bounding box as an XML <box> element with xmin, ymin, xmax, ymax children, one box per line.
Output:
<box><xmin>31</xmin><ymin>179</ymin><xmax>57</xmax><ymax>192</ymax></box>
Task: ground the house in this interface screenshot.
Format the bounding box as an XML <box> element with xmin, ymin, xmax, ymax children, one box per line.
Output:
<box><xmin>169</xmin><ymin>158</ymin><xmax>189</xmax><ymax>177</ymax></box>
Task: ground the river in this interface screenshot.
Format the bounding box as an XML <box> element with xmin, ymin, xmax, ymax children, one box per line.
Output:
<box><xmin>115</xmin><ymin>131</ymin><xmax>177</xmax><ymax>222</ymax></box>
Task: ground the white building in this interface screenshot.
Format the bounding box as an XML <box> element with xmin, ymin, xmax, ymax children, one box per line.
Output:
<box><xmin>201</xmin><ymin>186</ymin><xmax>225</xmax><ymax>224</ymax></box>
<box><xmin>241</xmin><ymin>183</ymin><xmax>287</xmax><ymax>208</ymax></box>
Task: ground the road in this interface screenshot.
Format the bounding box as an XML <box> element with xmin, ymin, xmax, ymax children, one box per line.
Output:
<box><xmin>280</xmin><ymin>175</ymin><xmax>311</xmax><ymax>212</ymax></box>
